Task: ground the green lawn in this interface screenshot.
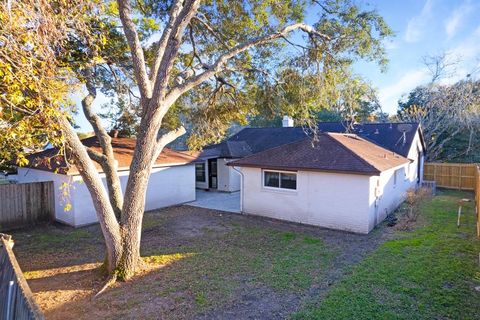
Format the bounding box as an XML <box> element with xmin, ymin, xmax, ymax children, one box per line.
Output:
<box><xmin>294</xmin><ymin>189</ymin><xmax>480</xmax><ymax>320</ymax></box>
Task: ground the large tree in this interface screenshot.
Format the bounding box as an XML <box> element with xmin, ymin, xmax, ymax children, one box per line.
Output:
<box><xmin>398</xmin><ymin>55</ymin><xmax>480</xmax><ymax>161</ymax></box>
<box><xmin>2</xmin><ymin>0</ymin><xmax>392</xmax><ymax>283</ymax></box>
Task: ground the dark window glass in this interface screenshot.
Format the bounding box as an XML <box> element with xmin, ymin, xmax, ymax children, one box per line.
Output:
<box><xmin>280</xmin><ymin>172</ymin><xmax>297</xmax><ymax>190</ymax></box>
<box><xmin>195</xmin><ymin>163</ymin><xmax>206</xmax><ymax>182</ymax></box>
<box><xmin>264</xmin><ymin>171</ymin><xmax>280</xmax><ymax>188</ymax></box>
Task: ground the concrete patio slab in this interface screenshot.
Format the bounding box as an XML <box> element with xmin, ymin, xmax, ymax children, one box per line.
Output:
<box><xmin>187</xmin><ymin>190</ymin><xmax>241</xmax><ymax>213</ymax></box>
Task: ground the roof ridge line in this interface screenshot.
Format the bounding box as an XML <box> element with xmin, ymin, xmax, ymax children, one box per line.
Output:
<box><xmin>324</xmin><ymin>133</ymin><xmax>381</xmax><ymax>173</ymax></box>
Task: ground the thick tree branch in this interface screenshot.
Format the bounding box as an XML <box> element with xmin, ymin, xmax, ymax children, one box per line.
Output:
<box><xmin>82</xmin><ymin>72</ymin><xmax>124</xmax><ymax>218</ymax></box>
<box><xmin>150</xmin><ymin>0</ymin><xmax>201</xmax><ymax>108</ymax></box>
<box><xmin>157</xmin><ymin>126</ymin><xmax>187</xmax><ymax>147</ymax></box>
<box><xmin>86</xmin><ymin>147</ymin><xmax>107</xmax><ymax>163</ymax></box>
<box><xmin>117</xmin><ymin>0</ymin><xmax>152</xmax><ymax>98</ymax></box>
<box><xmin>149</xmin><ymin>0</ymin><xmax>184</xmax><ymax>83</ymax></box>
<box><xmin>152</xmin><ymin>126</ymin><xmax>187</xmax><ymax>165</ymax></box>
<box><xmin>167</xmin><ymin>23</ymin><xmax>331</xmax><ymax>104</ymax></box>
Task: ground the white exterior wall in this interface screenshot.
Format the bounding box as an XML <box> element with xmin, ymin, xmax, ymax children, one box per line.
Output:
<box><xmin>364</xmin><ymin>129</ymin><xmax>426</xmax><ymax>230</ymax></box>
<box><xmin>367</xmin><ymin>162</ymin><xmax>419</xmax><ymax>231</ymax></box>
<box><xmin>16</xmin><ymin>164</ymin><xmax>196</xmax><ymax>227</ymax></box>
<box><xmin>241</xmin><ymin>167</ymin><xmax>372</xmax><ymax>233</ymax></box>
<box><xmin>217</xmin><ymin>158</ymin><xmax>240</xmax><ymax>192</ymax></box>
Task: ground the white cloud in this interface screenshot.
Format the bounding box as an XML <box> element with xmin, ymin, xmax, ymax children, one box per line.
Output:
<box><xmin>404</xmin><ymin>0</ymin><xmax>435</xmax><ymax>43</ymax></box>
<box><xmin>378</xmin><ymin>69</ymin><xmax>431</xmax><ymax>113</ymax></box>
<box><xmin>444</xmin><ymin>0</ymin><xmax>474</xmax><ymax>39</ymax></box>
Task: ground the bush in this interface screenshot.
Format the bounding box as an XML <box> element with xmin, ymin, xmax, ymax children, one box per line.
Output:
<box><xmin>396</xmin><ymin>187</ymin><xmax>432</xmax><ymax>230</ymax></box>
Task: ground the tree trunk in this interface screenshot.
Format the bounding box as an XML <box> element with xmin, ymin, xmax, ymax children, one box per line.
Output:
<box><xmin>58</xmin><ymin>116</ymin><xmax>123</xmax><ymax>273</ymax></box>
<box><xmin>114</xmin><ymin>111</ymin><xmax>161</xmax><ymax>279</ymax></box>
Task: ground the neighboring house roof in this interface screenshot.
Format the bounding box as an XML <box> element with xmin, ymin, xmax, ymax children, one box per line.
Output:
<box><xmin>22</xmin><ymin>136</ymin><xmax>196</xmax><ymax>175</ymax></box>
<box><xmin>200</xmin><ymin>122</ymin><xmax>423</xmax><ymax>160</ymax></box>
<box><xmin>228</xmin><ymin>133</ymin><xmax>410</xmax><ymax>175</ymax></box>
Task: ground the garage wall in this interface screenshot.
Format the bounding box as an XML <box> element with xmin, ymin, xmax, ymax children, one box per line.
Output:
<box><xmin>73</xmin><ymin>164</ymin><xmax>196</xmax><ymax>226</ymax></box>
<box><xmin>17</xmin><ymin>164</ymin><xmax>196</xmax><ymax>227</ymax></box>
<box><xmin>241</xmin><ymin>167</ymin><xmax>372</xmax><ymax>233</ymax></box>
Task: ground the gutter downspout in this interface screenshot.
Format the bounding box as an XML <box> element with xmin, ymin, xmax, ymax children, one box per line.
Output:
<box><xmin>232</xmin><ymin>166</ymin><xmax>244</xmax><ymax>213</ymax></box>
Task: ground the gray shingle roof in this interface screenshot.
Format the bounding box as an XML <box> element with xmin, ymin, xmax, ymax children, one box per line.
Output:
<box><xmin>201</xmin><ymin>122</ymin><xmax>422</xmax><ymax>160</ymax></box>
<box><xmin>228</xmin><ymin>133</ymin><xmax>410</xmax><ymax>175</ymax></box>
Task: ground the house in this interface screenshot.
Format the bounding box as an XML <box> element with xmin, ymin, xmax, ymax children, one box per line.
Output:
<box><xmin>195</xmin><ymin>119</ymin><xmax>425</xmax><ymax>195</ymax></box>
<box><xmin>228</xmin><ymin>132</ymin><xmax>422</xmax><ymax>234</ymax></box>
<box><xmin>14</xmin><ymin>136</ymin><xmax>196</xmax><ymax>227</ymax></box>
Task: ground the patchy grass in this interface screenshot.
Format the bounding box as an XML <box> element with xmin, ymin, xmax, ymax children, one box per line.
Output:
<box><xmin>12</xmin><ymin>206</ymin><xmax>337</xmax><ymax>319</ymax></box>
<box><xmin>13</xmin><ymin>191</ymin><xmax>478</xmax><ymax>319</ymax></box>
<box><xmin>294</xmin><ymin>189</ymin><xmax>480</xmax><ymax>319</ymax></box>
<box><xmin>138</xmin><ymin>224</ymin><xmax>334</xmax><ymax>312</ymax></box>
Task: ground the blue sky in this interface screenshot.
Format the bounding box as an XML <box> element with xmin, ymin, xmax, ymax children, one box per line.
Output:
<box><xmin>75</xmin><ymin>0</ymin><xmax>480</xmax><ymax>132</ymax></box>
<box><xmin>349</xmin><ymin>0</ymin><xmax>480</xmax><ymax>114</ymax></box>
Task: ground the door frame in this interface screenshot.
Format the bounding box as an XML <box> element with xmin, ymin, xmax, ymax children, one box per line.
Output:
<box><xmin>208</xmin><ymin>158</ymin><xmax>218</xmax><ymax>189</ymax></box>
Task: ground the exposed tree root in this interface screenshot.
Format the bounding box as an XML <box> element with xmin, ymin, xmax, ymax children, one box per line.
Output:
<box><xmin>94</xmin><ymin>273</ymin><xmax>117</xmax><ymax>299</ymax></box>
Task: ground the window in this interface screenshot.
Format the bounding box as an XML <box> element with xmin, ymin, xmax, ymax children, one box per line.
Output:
<box><xmin>263</xmin><ymin>170</ymin><xmax>297</xmax><ymax>190</ymax></box>
<box><xmin>195</xmin><ymin>163</ymin><xmax>206</xmax><ymax>182</ymax></box>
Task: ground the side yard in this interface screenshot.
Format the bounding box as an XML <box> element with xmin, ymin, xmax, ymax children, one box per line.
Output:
<box><xmin>8</xmin><ymin>189</ymin><xmax>480</xmax><ymax>319</ymax></box>
<box><xmin>294</xmin><ymin>190</ymin><xmax>480</xmax><ymax>319</ymax></box>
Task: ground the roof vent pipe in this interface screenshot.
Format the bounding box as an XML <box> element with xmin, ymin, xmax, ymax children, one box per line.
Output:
<box><xmin>282</xmin><ymin>115</ymin><xmax>294</xmax><ymax>127</ymax></box>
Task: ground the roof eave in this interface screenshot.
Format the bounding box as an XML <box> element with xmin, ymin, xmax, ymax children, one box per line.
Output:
<box><xmin>226</xmin><ymin>163</ymin><xmax>381</xmax><ymax>176</ymax></box>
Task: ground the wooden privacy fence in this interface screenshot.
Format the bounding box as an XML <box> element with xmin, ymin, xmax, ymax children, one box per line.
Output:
<box><xmin>0</xmin><ymin>235</ymin><xmax>44</xmax><ymax>319</ymax></box>
<box><xmin>0</xmin><ymin>182</ymin><xmax>54</xmax><ymax>231</ymax></box>
<box><xmin>423</xmin><ymin>163</ymin><xmax>478</xmax><ymax>190</ymax></box>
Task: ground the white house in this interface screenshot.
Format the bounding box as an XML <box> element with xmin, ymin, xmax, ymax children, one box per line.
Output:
<box><xmin>15</xmin><ymin>137</ymin><xmax>196</xmax><ymax>227</ymax></box>
<box><xmin>195</xmin><ymin>121</ymin><xmax>425</xmax><ymax>196</ymax></box>
<box><xmin>228</xmin><ymin>131</ymin><xmax>425</xmax><ymax>234</ymax></box>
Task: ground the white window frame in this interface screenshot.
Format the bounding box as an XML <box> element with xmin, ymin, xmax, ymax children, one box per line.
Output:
<box><xmin>262</xmin><ymin>169</ymin><xmax>297</xmax><ymax>191</ymax></box>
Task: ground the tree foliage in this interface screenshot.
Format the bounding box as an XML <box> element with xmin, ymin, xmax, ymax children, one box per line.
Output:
<box><xmin>0</xmin><ymin>0</ymin><xmax>94</xmax><ymax>166</ymax></box>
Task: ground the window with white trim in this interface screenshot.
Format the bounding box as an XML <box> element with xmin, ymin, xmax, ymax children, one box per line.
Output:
<box><xmin>263</xmin><ymin>170</ymin><xmax>297</xmax><ymax>190</ymax></box>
